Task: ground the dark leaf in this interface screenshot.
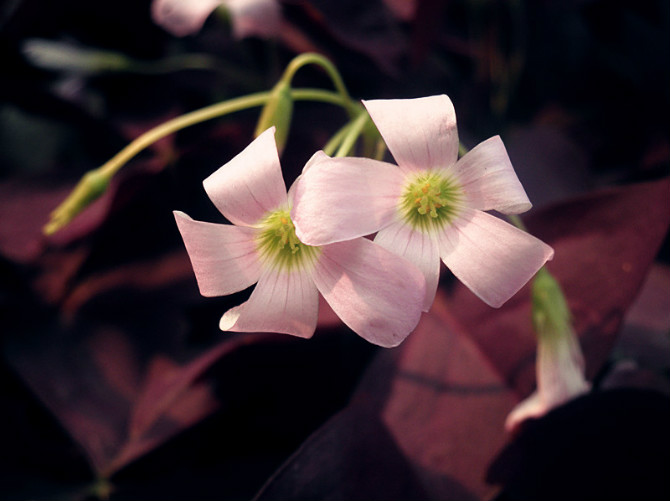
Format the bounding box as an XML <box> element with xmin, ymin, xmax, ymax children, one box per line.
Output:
<box><xmin>487</xmin><ymin>389</ymin><xmax>670</xmax><ymax>501</ymax></box>
<box><xmin>256</xmin><ymin>290</ymin><xmax>514</xmax><ymax>500</ymax></box>
<box><xmin>448</xmin><ymin>178</ymin><xmax>670</xmax><ymax>396</ymax></box>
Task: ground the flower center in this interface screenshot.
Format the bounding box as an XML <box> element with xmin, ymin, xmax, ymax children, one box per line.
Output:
<box><xmin>400</xmin><ymin>172</ymin><xmax>463</xmax><ymax>231</ymax></box>
<box><xmin>256</xmin><ymin>209</ymin><xmax>320</xmax><ymax>270</ymax></box>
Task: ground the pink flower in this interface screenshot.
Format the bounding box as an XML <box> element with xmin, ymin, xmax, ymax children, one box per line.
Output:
<box><xmin>174</xmin><ymin>127</ymin><xmax>426</xmax><ymax>347</ymax></box>
<box><xmin>505</xmin><ymin>268</ymin><xmax>590</xmax><ymax>432</ymax></box>
<box><xmin>291</xmin><ymin>95</ymin><xmax>554</xmax><ymax>310</ymax></box>
<box><xmin>152</xmin><ymin>0</ymin><xmax>281</xmax><ymax>39</ymax></box>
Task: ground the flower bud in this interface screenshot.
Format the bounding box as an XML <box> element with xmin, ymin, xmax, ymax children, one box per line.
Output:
<box><xmin>43</xmin><ymin>168</ymin><xmax>110</xmax><ymax>235</ymax></box>
<box><xmin>505</xmin><ymin>267</ymin><xmax>590</xmax><ymax>432</ymax></box>
<box><xmin>22</xmin><ymin>39</ymin><xmax>130</xmax><ymax>75</ymax></box>
<box><xmin>254</xmin><ymin>79</ymin><xmax>293</xmax><ymax>153</ymax></box>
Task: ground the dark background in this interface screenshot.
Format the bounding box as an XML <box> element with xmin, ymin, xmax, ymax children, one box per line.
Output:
<box><xmin>1</xmin><ymin>1</ymin><xmax>668</xmax><ymax>500</ymax></box>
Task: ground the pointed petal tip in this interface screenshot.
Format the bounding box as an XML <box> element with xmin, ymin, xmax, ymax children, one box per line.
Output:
<box><xmin>173</xmin><ymin>209</ymin><xmax>190</xmax><ymax>221</ymax></box>
<box><xmin>219</xmin><ymin>309</ymin><xmax>241</xmax><ymax>331</ymax></box>
<box><xmin>440</xmin><ymin>210</ymin><xmax>555</xmax><ymax>309</ymax></box>
<box><xmin>203</xmin><ymin>127</ymin><xmax>286</xmax><ymax>226</ymax></box>
<box><xmin>217</xmin><ymin>268</ymin><xmax>319</xmax><ymax>339</ymax></box>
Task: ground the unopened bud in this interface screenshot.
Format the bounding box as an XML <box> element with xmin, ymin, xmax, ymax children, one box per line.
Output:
<box><xmin>43</xmin><ymin>168</ymin><xmax>110</xmax><ymax>235</ymax></box>
<box><xmin>254</xmin><ymin>79</ymin><xmax>293</xmax><ymax>153</ymax></box>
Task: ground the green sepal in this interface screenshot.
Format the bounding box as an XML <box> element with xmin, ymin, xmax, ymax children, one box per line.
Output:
<box><xmin>43</xmin><ymin>168</ymin><xmax>110</xmax><ymax>235</ymax></box>
<box><xmin>531</xmin><ymin>267</ymin><xmax>572</xmax><ymax>342</ymax></box>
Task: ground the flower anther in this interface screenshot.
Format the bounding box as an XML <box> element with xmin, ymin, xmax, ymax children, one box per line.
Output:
<box><xmin>256</xmin><ymin>209</ymin><xmax>320</xmax><ymax>270</ymax></box>
<box><xmin>400</xmin><ymin>172</ymin><xmax>463</xmax><ymax>231</ymax></box>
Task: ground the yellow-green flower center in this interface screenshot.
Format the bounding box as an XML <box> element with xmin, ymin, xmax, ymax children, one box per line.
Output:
<box><xmin>400</xmin><ymin>172</ymin><xmax>463</xmax><ymax>231</ymax></box>
<box><xmin>256</xmin><ymin>209</ymin><xmax>320</xmax><ymax>270</ymax></box>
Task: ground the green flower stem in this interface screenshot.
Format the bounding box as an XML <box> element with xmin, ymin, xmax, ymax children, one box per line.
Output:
<box><xmin>292</xmin><ymin>88</ymin><xmax>350</xmax><ymax>108</ymax></box>
<box><xmin>99</xmin><ymin>92</ymin><xmax>264</xmax><ymax>179</ymax></box>
<box><xmin>44</xmin><ymin>88</ymin><xmax>350</xmax><ymax>235</ymax></box>
<box><xmin>281</xmin><ymin>53</ymin><xmax>358</xmax><ymax>117</ymax></box>
<box><xmin>334</xmin><ymin>111</ymin><xmax>370</xmax><ymax>158</ymax></box>
<box><xmin>97</xmin><ymin>88</ymin><xmax>347</xmax><ymax>179</ymax></box>
<box><xmin>323</xmin><ymin>122</ymin><xmax>354</xmax><ymax>156</ymax></box>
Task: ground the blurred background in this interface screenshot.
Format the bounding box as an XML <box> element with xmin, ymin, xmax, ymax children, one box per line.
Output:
<box><xmin>1</xmin><ymin>1</ymin><xmax>668</xmax><ymax>500</ymax></box>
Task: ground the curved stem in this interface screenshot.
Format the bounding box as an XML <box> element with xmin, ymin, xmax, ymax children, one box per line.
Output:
<box><xmin>44</xmin><ymin>88</ymin><xmax>350</xmax><ymax>235</ymax></box>
<box><xmin>282</xmin><ymin>53</ymin><xmax>357</xmax><ymax>117</ymax></box>
<box><xmin>100</xmin><ymin>92</ymin><xmax>268</xmax><ymax>177</ymax></box>
<box><xmin>292</xmin><ymin>88</ymin><xmax>349</xmax><ymax>108</ymax></box>
<box><xmin>99</xmin><ymin>88</ymin><xmax>347</xmax><ymax>178</ymax></box>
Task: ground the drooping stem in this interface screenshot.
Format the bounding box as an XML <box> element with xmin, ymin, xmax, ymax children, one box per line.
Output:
<box><xmin>99</xmin><ymin>92</ymin><xmax>267</xmax><ymax>178</ymax></box>
<box><xmin>99</xmin><ymin>88</ymin><xmax>349</xmax><ymax>179</ymax></box>
<box><xmin>44</xmin><ymin>88</ymin><xmax>351</xmax><ymax>235</ymax></box>
<box><xmin>281</xmin><ymin>53</ymin><xmax>357</xmax><ymax>117</ymax></box>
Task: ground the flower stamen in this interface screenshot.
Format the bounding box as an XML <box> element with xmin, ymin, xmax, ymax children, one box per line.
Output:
<box><xmin>257</xmin><ymin>209</ymin><xmax>320</xmax><ymax>269</ymax></box>
<box><xmin>400</xmin><ymin>172</ymin><xmax>463</xmax><ymax>231</ymax></box>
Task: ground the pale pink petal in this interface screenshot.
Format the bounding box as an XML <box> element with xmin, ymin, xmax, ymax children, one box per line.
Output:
<box><xmin>374</xmin><ymin>222</ymin><xmax>441</xmax><ymax>311</ymax></box>
<box><xmin>291</xmin><ymin>155</ymin><xmax>404</xmax><ymax>245</ymax></box>
<box><xmin>506</xmin><ymin>326</ymin><xmax>590</xmax><ymax>431</ymax></box>
<box><xmin>448</xmin><ymin>136</ymin><xmax>532</xmax><ymax>214</ymax></box>
<box><xmin>301</xmin><ymin>150</ymin><xmax>329</xmax><ymax>174</ymax></box>
<box><xmin>203</xmin><ymin>127</ymin><xmax>287</xmax><ymax>227</ymax></box>
<box><xmin>225</xmin><ymin>0</ymin><xmax>281</xmax><ymax>39</ymax></box>
<box><xmin>152</xmin><ymin>0</ymin><xmax>222</xmax><ymax>37</ymax></box>
<box><xmin>439</xmin><ymin>209</ymin><xmax>554</xmax><ymax>308</ymax></box>
<box><xmin>536</xmin><ymin>327</ymin><xmax>589</xmax><ymax>404</ymax></box>
<box><xmin>174</xmin><ymin>211</ymin><xmax>262</xmax><ymax>297</ymax></box>
<box><xmin>311</xmin><ymin>238</ymin><xmax>425</xmax><ymax>347</ymax></box>
<box><xmin>219</xmin><ymin>267</ymin><xmax>319</xmax><ymax>338</ymax></box>
<box><xmin>286</xmin><ymin>150</ymin><xmax>333</xmax><ymax>206</ymax></box>
<box><xmin>363</xmin><ymin>95</ymin><xmax>459</xmax><ymax>174</ymax></box>
<box><xmin>504</xmin><ymin>392</ymin><xmax>544</xmax><ymax>431</ymax></box>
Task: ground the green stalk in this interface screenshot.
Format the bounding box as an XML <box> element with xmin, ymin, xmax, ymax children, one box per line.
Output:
<box><xmin>334</xmin><ymin>111</ymin><xmax>370</xmax><ymax>158</ymax></box>
<box><xmin>44</xmin><ymin>88</ymin><xmax>351</xmax><ymax>235</ymax></box>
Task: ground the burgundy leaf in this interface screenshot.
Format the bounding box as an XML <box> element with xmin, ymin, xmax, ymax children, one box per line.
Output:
<box><xmin>127</xmin><ymin>333</ymin><xmax>277</xmax><ymax>446</ymax></box>
<box><xmin>255</xmin><ymin>290</ymin><xmax>515</xmax><ymax>500</ymax></box>
<box><xmin>254</xmin><ymin>396</ymin><xmax>431</xmax><ymax>501</ymax></box>
<box><xmin>256</xmin><ymin>179</ymin><xmax>670</xmax><ymax>500</ymax></box>
<box><xmin>105</xmin><ymin>356</ymin><xmax>220</xmax><ymax>476</ymax></box>
<box><xmin>377</xmin><ymin>291</ymin><xmax>517</xmax><ymax>500</ymax></box>
<box><xmin>448</xmin><ymin>178</ymin><xmax>670</xmax><ymax>396</ymax></box>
